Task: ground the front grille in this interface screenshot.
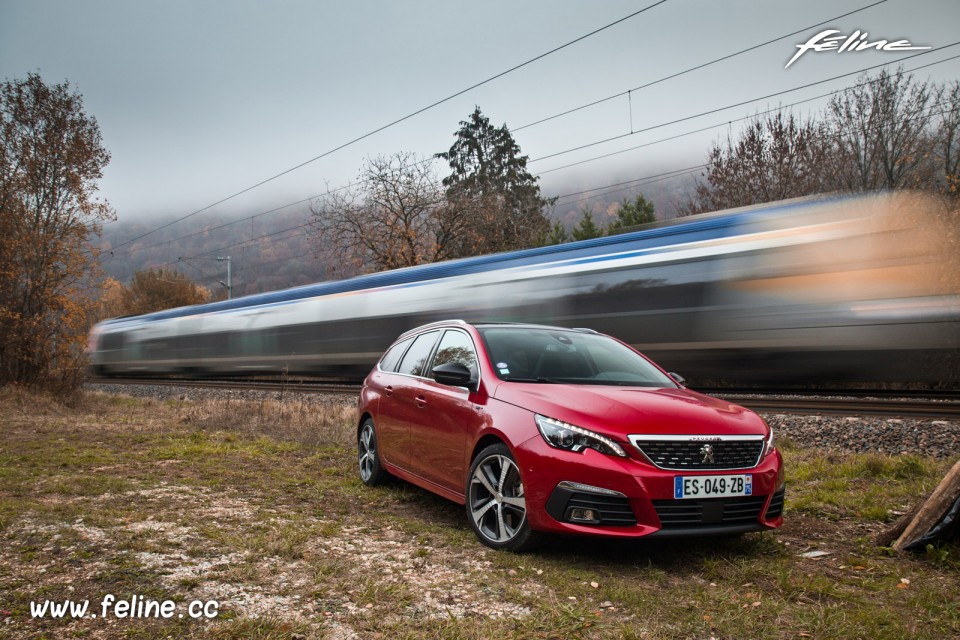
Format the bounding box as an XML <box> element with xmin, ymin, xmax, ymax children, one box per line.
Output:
<box><xmin>652</xmin><ymin>495</ymin><xmax>767</xmax><ymax>529</ymax></box>
<box><xmin>765</xmin><ymin>487</ymin><xmax>785</xmax><ymax>519</ymax></box>
<box><xmin>630</xmin><ymin>437</ymin><xmax>764</xmax><ymax>470</ymax></box>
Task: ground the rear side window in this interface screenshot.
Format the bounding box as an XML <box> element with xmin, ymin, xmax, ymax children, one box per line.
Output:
<box><xmin>379</xmin><ymin>337</ymin><xmax>412</xmax><ymax>372</ymax></box>
<box><xmin>396</xmin><ymin>331</ymin><xmax>440</xmax><ymax>377</ymax></box>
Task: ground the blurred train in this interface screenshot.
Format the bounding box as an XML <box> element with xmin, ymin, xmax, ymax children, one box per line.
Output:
<box><xmin>89</xmin><ymin>192</ymin><xmax>960</xmax><ymax>387</ymax></box>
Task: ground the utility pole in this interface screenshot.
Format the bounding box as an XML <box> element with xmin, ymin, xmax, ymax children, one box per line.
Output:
<box><xmin>178</xmin><ymin>255</ymin><xmax>232</xmax><ymax>300</ymax></box>
<box><xmin>217</xmin><ymin>256</ymin><xmax>232</xmax><ymax>299</ymax></box>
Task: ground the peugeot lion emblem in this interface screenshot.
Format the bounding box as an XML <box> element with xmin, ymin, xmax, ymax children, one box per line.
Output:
<box><xmin>700</xmin><ymin>444</ymin><xmax>715</xmax><ymax>464</ymax></box>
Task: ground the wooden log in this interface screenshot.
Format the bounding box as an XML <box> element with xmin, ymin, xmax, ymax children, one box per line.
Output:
<box><xmin>876</xmin><ymin>502</ymin><xmax>921</xmax><ymax>548</ymax></box>
<box><xmin>892</xmin><ymin>459</ymin><xmax>960</xmax><ymax>551</ymax></box>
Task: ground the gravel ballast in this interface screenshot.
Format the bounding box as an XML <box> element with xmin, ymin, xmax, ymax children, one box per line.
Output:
<box><xmin>86</xmin><ymin>383</ymin><xmax>960</xmax><ymax>458</ymax></box>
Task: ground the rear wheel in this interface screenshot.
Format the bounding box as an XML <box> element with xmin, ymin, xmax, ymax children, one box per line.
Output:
<box><xmin>466</xmin><ymin>443</ymin><xmax>539</xmax><ymax>551</ymax></box>
<box><xmin>358</xmin><ymin>418</ymin><xmax>388</xmax><ymax>486</ymax></box>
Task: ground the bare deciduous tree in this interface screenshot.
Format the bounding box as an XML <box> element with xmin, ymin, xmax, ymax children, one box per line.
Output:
<box><xmin>934</xmin><ymin>80</ymin><xmax>960</xmax><ymax>198</ymax></box>
<box><xmin>825</xmin><ymin>68</ymin><xmax>938</xmax><ymax>192</ymax></box>
<box><xmin>679</xmin><ymin>111</ymin><xmax>830</xmax><ymax>215</ymax></box>
<box><xmin>311</xmin><ymin>153</ymin><xmax>466</xmax><ymax>272</ymax></box>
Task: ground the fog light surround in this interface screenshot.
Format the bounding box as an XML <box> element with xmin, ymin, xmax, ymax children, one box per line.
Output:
<box><xmin>567</xmin><ymin>507</ymin><xmax>601</xmax><ymax>524</ymax></box>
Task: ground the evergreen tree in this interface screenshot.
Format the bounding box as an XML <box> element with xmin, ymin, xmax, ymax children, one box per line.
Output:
<box><xmin>607</xmin><ymin>194</ymin><xmax>656</xmax><ymax>235</ymax></box>
<box><xmin>546</xmin><ymin>220</ymin><xmax>568</xmax><ymax>245</ymax></box>
<box><xmin>571</xmin><ymin>208</ymin><xmax>604</xmax><ymax>241</ymax></box>
<box><xmin>436</xmin><ymin>107</ymin><xmax>552</xmax><ymax>254</ymax></box>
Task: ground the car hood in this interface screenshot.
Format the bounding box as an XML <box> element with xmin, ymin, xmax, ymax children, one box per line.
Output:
<box><xmin>493</xmin><ymin>383</ymin><xmax>768</xmax><ymax>438</ymax></box>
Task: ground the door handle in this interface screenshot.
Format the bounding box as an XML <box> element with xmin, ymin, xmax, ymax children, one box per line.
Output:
<box><xmin>384</xmin><ymin>385</ymin><xmax>393</xmax><ymax>397</ymax></box>
<box><xmin>416</xmin><ymin>395</ymin><xmax>426</xmax><ymax>408</ymax></box>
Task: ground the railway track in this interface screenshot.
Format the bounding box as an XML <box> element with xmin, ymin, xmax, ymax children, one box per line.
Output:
<box><xmin>88</xmin><ymin>378</ymin><xmax>960</xmax><ymax>419</ymax></box>
<box><xmin>714</xmin><ymin>395</ymin><xmax>960</xmax><ymax>419</ymax></box>
<box><xmin>89</xmin><ymin>377</ymin><xmax>360</xmax><ymax>395</ymax></box>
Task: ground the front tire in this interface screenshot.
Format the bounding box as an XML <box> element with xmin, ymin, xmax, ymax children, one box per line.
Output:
<box><xmin>466</xmin><ymin>443</ymin><xmax>539</xmax><ymax>552</ymax></box>
<box><xmin>358</xmin><ymin>418</ymin><xmax>389</xmax><ymax>486</ymax></box>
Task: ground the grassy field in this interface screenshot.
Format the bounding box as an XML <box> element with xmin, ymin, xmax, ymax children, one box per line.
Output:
<box><xmin>0</xmin><ymin>387</ymin><xmax>958</xmax><ymax>639</ymax></box>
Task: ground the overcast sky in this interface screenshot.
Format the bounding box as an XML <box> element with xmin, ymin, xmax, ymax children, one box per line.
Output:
<box><xmin>2</xmin><ymin>0</ymin><xmax>959</xmax><ymax>231</ymax></box>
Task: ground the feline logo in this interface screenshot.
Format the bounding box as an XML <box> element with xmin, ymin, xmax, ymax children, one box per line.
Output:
<box><xmin>786</xmin><ymin>30</ymin><xmax>930</xmax><ymax>69</ymax></box>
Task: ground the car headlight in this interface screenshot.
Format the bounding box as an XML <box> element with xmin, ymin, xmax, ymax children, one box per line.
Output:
<box><xmin>535</xmin><ymin>414</ymin><xmax>626</xmax><ymax>457</ymax></box>
<box><xmin>763</xmin><ymin>426</ymin><xmax>775</xmax><ymax>457</ymax></box>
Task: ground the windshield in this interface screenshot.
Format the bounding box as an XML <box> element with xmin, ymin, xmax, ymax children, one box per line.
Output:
<box><xmin>477</xmin><ymin>327</ymin><xmax>676</xmax><ymax>387</ymax></box>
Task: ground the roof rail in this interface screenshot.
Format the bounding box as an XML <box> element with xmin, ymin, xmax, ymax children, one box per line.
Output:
<box><xmin>398</xmin><ymin>319</ymin><xmax>467</xmax><ymax>339</ymax></box>
<box><xmin>573</xmin><ymin>327</ymin><xmax>599</xmax><ymax>334</ymax></box>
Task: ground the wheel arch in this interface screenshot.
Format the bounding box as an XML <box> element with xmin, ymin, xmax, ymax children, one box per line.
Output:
<box><xmin>357</xmin><ymin>411</ymin><xmax>374</xmax><ymax>438</ymax></box>
<box><xmin>471</xmin><ymin>433</ymin><xmax>507</xmax><ymax>464</ymax></box>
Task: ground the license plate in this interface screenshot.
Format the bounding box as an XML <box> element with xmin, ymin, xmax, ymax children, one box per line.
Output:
<box><xmin>674</xmin><ymin>474</ymin><xmax>752</xmax><ymax>499</ymax></box>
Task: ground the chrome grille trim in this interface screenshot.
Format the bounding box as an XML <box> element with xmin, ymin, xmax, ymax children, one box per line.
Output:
<box><xmin>628</xmin><ymin>434</ymin><xmax>765</xmax><ymax>471</ymax></box>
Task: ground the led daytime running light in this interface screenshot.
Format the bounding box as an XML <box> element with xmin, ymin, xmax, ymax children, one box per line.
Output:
<box><xmin>535</xmin><ymin>415</ymin><xmax>626</xmax><ymax>457</ymax></box>
<box><xmin>763</xmin><ymin>427</ymin><xmax>775</xmax><ymax>457</ymax></box>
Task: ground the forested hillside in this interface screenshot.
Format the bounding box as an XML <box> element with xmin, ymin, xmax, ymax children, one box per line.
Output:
<box><xmin>98</xmin><ymin>169</ymin><xmax>693</xmax><ymax>298</ymax></box>
<box><xmin>99</xmin><ymin>204</ymin><xmax>328</xmax><ymax>298</ymax></box>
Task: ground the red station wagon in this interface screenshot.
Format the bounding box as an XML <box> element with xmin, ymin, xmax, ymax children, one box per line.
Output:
<box><xmin>357</xmin><ymin>320</ymin><xmax>784</xmax><ymax>551</ymax></box>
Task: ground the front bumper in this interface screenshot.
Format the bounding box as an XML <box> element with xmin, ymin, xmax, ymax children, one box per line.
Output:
<box><xmin>514</xmin><ymin>434</ymin><xmax>785</xmax><ymax>538</ymax></box>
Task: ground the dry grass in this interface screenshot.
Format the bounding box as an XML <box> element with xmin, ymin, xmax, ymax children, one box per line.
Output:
<box><xmin>174</xmin><ymin>394</ymin><xmax>356</xmax><ymax>446</ymax></box>
<box><xmin>1</xmin><ymin>387</ymin><xmax>958</xmax><ymax>640</ymax></box>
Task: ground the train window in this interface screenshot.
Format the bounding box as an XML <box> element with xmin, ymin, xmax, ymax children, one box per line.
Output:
<box><xmin>238</xmin><ymin>333</ymin><xmax>262</xmax><ymax>355</ymax></box>
<box><xmin>101</xmin><ymin>332</ymin><xmax>126</xmax><ymax>352</ymax></box>
<box><xmin>379</xmin><ymin>337</ymin><xmax>412</xmax><ymax>373</ymax></box>
<box><xmin>396</xmin><ymin>331</ymin><xmax>440</xmax><ymax>377</ymax></box>
<box><xmin>431</xmin><ymin>330</ymin><xmax>478</xmax><ymax>379</ymax></box>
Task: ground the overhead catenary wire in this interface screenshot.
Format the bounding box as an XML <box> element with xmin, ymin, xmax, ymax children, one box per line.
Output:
<box><xmin>189</xmin><ymin>221</ymin><xmax>315</xmax><ymax>259</ymax></box>
<box><xmin>535</xmin><ymin>52</ymin><xmax>960</xmax><ymax>176</ymax></box>
<box><xmin>104</xmin><ymin>0</ymin><xmax>889</xmax><ymax>260</ymax></box>
<box><xmin>116</xmin><ymin>51</ymin><xmax>960</xmax><ymax>284</ymax></box>
<box><xmin>556</xmin><ymin>102</ymin><xmax>960</xmax><ymax>209</ymax></box>
<box><xmin>555</xmin><ymin>168</ymin><xmax>707</xmax><ymax>208</ymax></box>
<box><xmin>215</xmin><ymin>165</ymin><xmax>712</xmax><ymax>278</ymax></box>
<box><xmin>527</xmin><ymin>43</ymin><xmax>960</xmax><ymax>165</ymax></box>
<box><xmin>114</xmin><ymin>47</ymin><xmax>960</xmax><ymax>269</ymax></box>
<box><xmin>108</xmin><ymin>193</ymin><xmax>324</xmax><ymax>258</ymax></box>
<box><xmin>107</xmin><ymin>155</ymin><xmax>450</xmax><ymax>259</ymax></box>
<box><xmin>136</xmin><ymin>222</ymin><xmax>317</xmax><ymax>276</ymax></box>
<box><xmin>167</xmin><ymin>90</ymin><xmax>958</xmax><ymax>285</ymax></box>
<box><xmin>105</xmin><ymin>1</ymin><xmax>670</xmax><ymax>255</ymax></box>
<box><xmin>106</xmin><ymin>9</ymin><xmax>948</xmax><ymax>262</ymax></box>
<box><xmin>512</xmin><ymin>0</ymin><xmax>890</xmax><ymax>132</ymax></box>
<box><xmin>195</xmin><ymin>105</ymin><xmax>960</xmax><ymax>266</ymax></box>
<box><xmin>553</xmin><ymin>165</ymin><xmax>708</xmax><ymax>202</ymax></box>
<box><xmin>177</xmin><ymin>257</ymin><xmax>224</xmax><ymax>285</ymax></box>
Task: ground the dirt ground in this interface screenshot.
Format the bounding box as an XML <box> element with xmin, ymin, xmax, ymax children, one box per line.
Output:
<box><xmin>1</xmin><ymin>388</ymin><xmax>958</xmax><ymax>639</ymax></box>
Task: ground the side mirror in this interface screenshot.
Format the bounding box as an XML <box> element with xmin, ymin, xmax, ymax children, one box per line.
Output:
<box><xmin>432</xmin><ymin>362</ymin><xmax>475</xmax><ymax>389</ymax></box>
<box><xmin>668</xmin><ymin>372</ymin><xmax>686</xmax><ymax>387</ymax></box>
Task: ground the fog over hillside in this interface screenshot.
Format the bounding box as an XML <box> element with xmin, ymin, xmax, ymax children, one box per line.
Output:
<box><xmin>99</xmin><ymin>203</ymin><xmax>325</xmax><ymax>298</ymax></box>
<box><xmin>99</xmin><ymin>162</ymin><xmax>700</xmax><ymax>295</ymax></box>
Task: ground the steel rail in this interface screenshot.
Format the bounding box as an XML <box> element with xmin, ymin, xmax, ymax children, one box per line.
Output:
<box><xmin>89</xmin><ymin>378</ymin><xmax>960</xmax><ymax>419</ymax></box>
<box><xmin>88</xmin><ymin>377</ymin><xmax>360</xmax><ymax>395</ymax></box>
<box><xmin>715</xmin><ymin>395</ymin><xmax>960</xmax><ymax>419</ymax></box>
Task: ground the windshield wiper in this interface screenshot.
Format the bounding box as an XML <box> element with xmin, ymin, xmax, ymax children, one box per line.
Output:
<box><xmin>502</xmin><ymin>376</ymin><xmax>563</xmax><ymax>383</ymax></box>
